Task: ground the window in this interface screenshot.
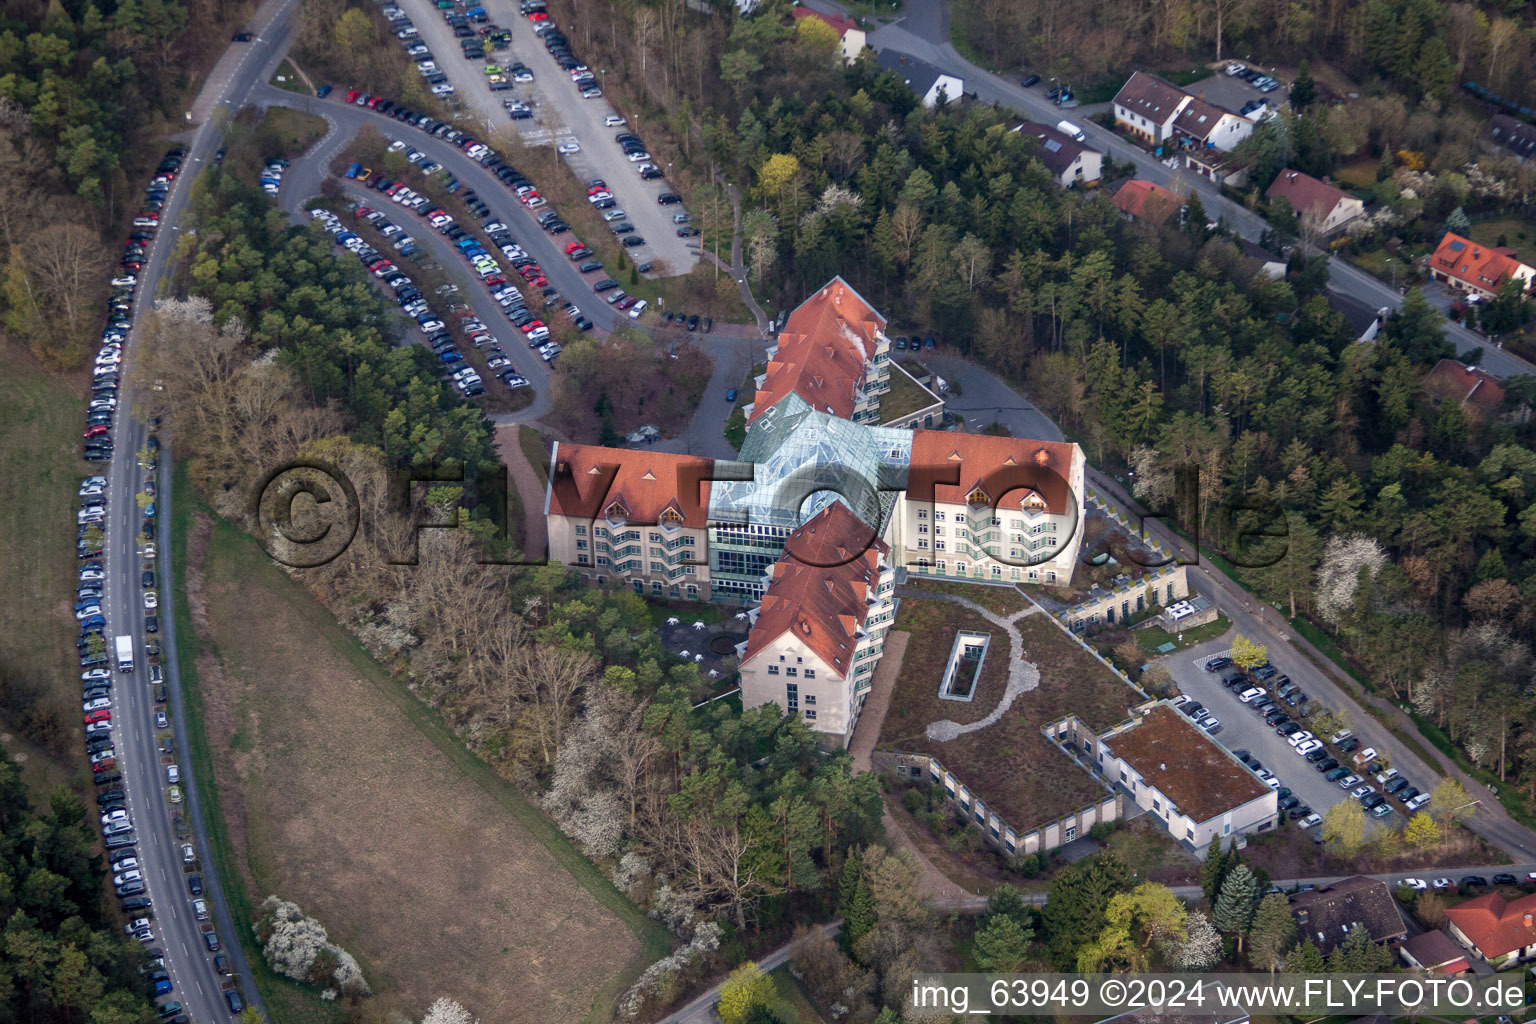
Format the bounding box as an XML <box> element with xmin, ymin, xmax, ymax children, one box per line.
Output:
<box><xmin>934</xmin><ymin>511</ymin><xmax>946</xmax><ymax>521</ymax></box>
<box><xmin>935</xmin><ymin>540</ymin><xmax>945</xmax><ymax>551</ymax></box>
<box><xmin>918</xmin><ymin>524</ymin><xmax>928</xmax><ymax>534</ymax></box>
<box><xmin>1063</xmin><ymin>824</ymin><xmax>1076</xmax><ymax>843</ymax></box>
<box><xmin>577</xmin><ymin>554</ymin><xmax>589</xmax><ymax>565</ymax></box>
<box><xmin>576</xmin><ymin>539</ymin><xmax>588</xmax><ymax>550</ymax></box>
<box><xmin>917</xmin><ymin>508</ymin><xmax>928</xmax><ymax>519</ymax></box>
<box><xmin>957</xmin><ymin>562</ymin><xmax>967</xmax><ymax>575</ymax></box>
<box><xmin>785</xmin><ymin>667</ymin><xmax>797</xmax><ymax>677</ymax></box>
<box><xmin>575</xmin><ymin>525</ymin><xmax>587</xmax><ymax>536</ymax></box>
<box><xmin>805</xmin><ymin>694</ymin><xmax>816</xmax><ymax>704</ymax></box>
<box><xmin>804</xmin><ymin>710</ymin><xmax>817</xmax><ymax>720</ymax></box>
<box><xmin>804</xmin><ymin>669</ymin><xmax>815</xmax><ymax>680</ymax></box>
<box><xmin>768</xmin><ymin>665</ymin><xmax>780</xmax><ymax>675</ymax></box>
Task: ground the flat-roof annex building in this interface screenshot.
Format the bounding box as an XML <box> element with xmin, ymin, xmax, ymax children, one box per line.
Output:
<box><xmin>544</xmin><ymin>277</ymin><xmax>1088</xmax><ymax>744</ymax></box>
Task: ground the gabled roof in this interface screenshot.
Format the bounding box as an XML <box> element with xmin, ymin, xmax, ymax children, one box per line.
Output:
<box><xmin>1172</xmin><ymin>96</ymin><xmax>1230</xmax><ymax>142</ymax></box>
<box><xmin>1445</xmin><ymin>892</ymin><xmax>1536</xmax><ymax>958</ymax></box>
<box><xmin>1101</xmin><ymin>704</ymin><xmax>1271</xmax><ymax>825</ymax></box>
<box><xmin>1113</xmin><ymin>71</ymin><xmax>1191</xmax><ymax>124</ymax></box>
<box><xmin>1111</xmin><ymin>180</ymin><xmax>1184</xmax><ymax>226</ymax></box>
<box><xmin>742</xmin><ymin>502</ymin><xmax>888</xmax><ymax>678</ymax></box>
<box><xmin>907</xmin><ymin>432</ymin><xmax>1077</xmax><ymax>514</ymax></box>
<box><xmin>1289</xmin><ymin>875</ymin><xmax>1407</xmax><ymax>954</ymax></box>
<box><xmin>1401</xmin><ymin>929</ymin><xmax>1470</xmax><ymax>973</ymax></box>
<box><xmin>546</xmin><ymin>443</ymin><xmax>712</xmax><ymax>528</ymax></box>
<box><xmin>791</xmin><ymin>5</ymin><xmax>859</xmax><ymax>37</ymax></box>
<box><xmin>1265</xmin><ymin>169</ymin><xmax>1352</xmax><ymax>223</ymax></box>
<box><xmin>751</xmin><ymin>277</ymin><xmax>886</xmax><ymax>423</ymax></box>
<box><xmin>1424</xmin><ymin>358</ymin><xmax>1508</xmax><ymax>411</ymax></box>
<box><xmin>1428</xmin><ymin>231</ymin><xmax>1532</xmax><ymax>293</ymax></box>
<box><xmin>1488</xmin><ymin>114</ymin><xmax>1536</xmax><ymax>160</ymax></box>
<box><xmin>875</xmin><ymin>49</ymin><xmax>959</xmax><ymax>101</ymax></box>
<box><xmin>1015</xmin><ymin>120</ymin><xmax>1093</xmax><ymax>176</ymax></box>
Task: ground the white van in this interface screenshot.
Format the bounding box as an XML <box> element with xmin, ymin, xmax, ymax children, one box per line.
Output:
<box><xmin>1056</xmin><ymin>120</ymin><xmax>1086</xmax><ymax>142</ymax></box>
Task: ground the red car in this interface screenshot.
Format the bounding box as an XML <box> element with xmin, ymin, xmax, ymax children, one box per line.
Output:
<box><xmin>91</xmin><ymin>759</ymin><xmax>116</xmax><ymax>773</ymax></box>
<box><xmin>354</xmin><ymin>205</ymin><xmax>373</xmax><ymax>217</ymax></box>
<box><xmin>84</xmin><ymin>710</ymin><xmax>111</xmax><ymax>725</ymax></box>
<box><xmin>344</xmin><ymin>89</ymin><xmax>360</xmax><ymax>103</ymax></box>
<box><xmin>84</xmin><ymin>425</ymin><xmax>111</xmax><ymax>438</ymax></box>
<box><xmin>528</xmin><ymin>10</ymin><xmax>548</xmax><ymax>19</ymax></box>
<box><xmin>617</xmin><ymin>296</ymin><xmax>638</xmax><ymax>309</ymax></box>
<box><xmin>586</xmin><ymin>185</ymin><xmax>607</xmax><ymax>196</ymax></box>
<box><xmin>564</xmin><ymin>241</ymin><xmax>584</xmax><ymax>253</ymax></box>
<box><xmin>367</xmin><ymin>96</ymin><xmax>384</xmax><ymax>109</ymax></box>
<box><xmin>519</xmin><ymin>320</ymin><xmax>545</xmax><ymax>333</ymax></box>
<box><xmin>484</xmin><ymin>274</ymin><xmax>507</xmax><ymax>287</ymax></box>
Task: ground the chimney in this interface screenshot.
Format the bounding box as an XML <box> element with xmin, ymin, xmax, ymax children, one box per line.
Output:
<box><xmin>1297</xmin><ymin>909</ymin><xmax>1310</xmax><ymax>925</ymax></box>
<box><xmin>1525</xmin><ymin>913</ymin><xmax>1532</xmax><ymax>928</ymax></box>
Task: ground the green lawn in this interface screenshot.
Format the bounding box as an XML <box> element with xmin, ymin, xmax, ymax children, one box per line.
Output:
<box><xmin>1135</xmin><ymin>613</ymin><xmax>1232</xmax><ymax>652</ymax></box>
<box><xmin>770</xmin><ymin>965</ymin><xmax>832</xmax><ymax>1023</ymax></box>
<box><xmin>878</xmin><ymin>362</ymin><xmax>941</xmax><ymax>424</ymax></box>
<box><xmin>1334</xmin><ymin>158</ymin><xmax>1379</xmax><ymax>189</ymax></box>
<box><xmin>270</xmin><ymin>58</ymin><xmax>310</xmax><ymax>94</ymax></box>
<box><xmin>0</xmin><ymin>343</ymin><xmax>87</xmax><ymax>784</ymax></box>
<box><xmin>1466</xmin><ymin>215</ymin><xmax>1536</xmax><ymax>250</ymax></box>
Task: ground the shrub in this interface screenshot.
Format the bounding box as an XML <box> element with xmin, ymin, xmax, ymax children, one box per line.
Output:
<box><xmin>1011</xmin><ymin>853</ymin><xmax>1041</xmax><ymax>878</ymax></box>
<box><xmin>903</xmin><ymin>788</ymin><xmax>926</xmax><ymax>813</ymax></box>
<box><xmin>254</xmin><ymin>895</ymin><xmax>370</xmax><ymax>998</ymax></box>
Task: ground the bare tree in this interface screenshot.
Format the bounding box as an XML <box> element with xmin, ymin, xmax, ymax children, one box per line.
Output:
<box><xmin>497</xmin><ymin>645</ymin><xmax>596</xmax><ymax>766</ymax></box>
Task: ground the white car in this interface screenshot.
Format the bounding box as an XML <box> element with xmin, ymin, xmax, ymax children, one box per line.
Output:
<box><xmin>83</xmin><ymin>697</ymin><xmax>111</xmax><ymax>712</ymax></box>
<box><xmin>82</xmin><ymin>669</ymin><xmax>112</xmax><ymax>682</ymax></box>
<box><xmin>558</xmin><ymin>140</ymin><xmax>580</xmax><ymax>154</ymax></box>
<box><xmin>141</xmin><ymin>543</ymin><xmax>156</xmax><ymax>559</ymax></box>
<box><xmin>1405</xmin><ymin>793</ymin><xmax>1431</xmax><ymax>811</ymax></box>
<box><xmin>431</xmin><ymin>83</ymin><xmax>455</xmax><ymax>96</ymax></box>
<box><xmin>1375</xmin><ymin>767</ymin><xmax>1399</xmax><ymax>785</ymax></box>
<box><xmin>1287</xmin><ymin>730</ymin><xmax>1314</xmax><ymax>747</ymax></box>
<box><xmin>1294</xmin><ymin>739</ymin><xmax>1323</xmax><ymax>756</ymax></box>
<box><xmin>388</xmin><ymin>139</ymin><xmax>407</xmax><ymax>151</ymax></box>
<box><xmin>1297</xmin><ymin>813</ymin><xmax>1321</xmax><ymax>829</ymax></box>
<box><xmin>603</xmin><ymin>114</ymin><xmax>626</xmax><ymax>127</ymax></box>
<box><xmin>155</xmin><ymin>711</ymin><xmax>168</xmax><ymax>728</ymax></box>
<box><xmin>181</xmin><ymin>843</ymin><xmax>195</xmax><ymax>864</ymax></box>
<box><xmin>1263</xmin><ymin>776</ymin><xmax>1280</xmax><ymax>790</ymax></box>
<box><xmin>115</xmin><ymin>857</ymin><xmax>139</xmax><ymax>873</ymax></box>
<box><xmin>101</xmin><ymin>809</ymin><xmax>129</xmax><ymax>825</ymax></box>
<box><xmin>80</xmin><ymin>569</ymin><xmax>105</xmax><ymax>582</ymax></box>
<box><xmin>166</xmin><ymin>764</ymin><xmax>180</xmax><ymax>784</ymax></box>
<box><xmin>1337</xmin><ymin>774</ymin><xmax>1362</xmax><ymax>789</ymax></box>
<box><xmin>193</xmin><ymin>899</ymin><xmax>209</xmax><ymax>921</ymax></box>
<box><xmin>110</xmin><ymin>276</ymin><xmax>137</xmax><ymax>287</ymax></box>
<box><xmin>1239</xmin><ymin>687</ymin><xmax>1266</xmax><ymax>703</ymax></box>
<box><xmin>75</xmin><ymin>604</ymin><xmax>102</xmax><ymax>619</ymax></box>
<box><xmin>627</xmin><ymin>299</ymin><xmax>648</xmax><ymax>319</ymax></box>
<box><xmin>626</xmin><ymin>150</ymin><xmax>651</xmax><ymax>162</ymax></box>
<box><xmin>143</xmin><ymin>591</ymin><xmax>158</xmax><ymax>610</ymax></box>
<box><xmin>1400</xmin><ymin>878</ymin><xmax>1428</xmax><ymax>891</ymax></box>
<box><xmin>602</xmin><ymin>209</ymin><xmax>627</xmax><ymax>222</ymax></box>
<box><xmin>114</xmin><ymin>870</ymin><xmax>142</xmax><ymax>887</ymax></box>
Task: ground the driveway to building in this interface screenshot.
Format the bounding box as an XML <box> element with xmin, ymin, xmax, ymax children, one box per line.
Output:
<box><xmin>1163</xmin><ymin>638</ymin><xmax>1351</xmax><ymax>831</ymax></box>
<box><xmin>394</xmin><ymin>0</ymin><xmax>700</xmax><ymax>273</ymax></box>
<box><xmin>803</xmin><ymin>0</ymin><xmax>1535</xmax><ymax>379</ymax></box>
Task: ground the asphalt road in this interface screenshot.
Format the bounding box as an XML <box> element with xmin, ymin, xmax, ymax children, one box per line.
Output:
<box><xmin>806</xmin><ymin>0</ymin><xmax>1536</xmax><ymax>379</ymax></box>
<box><xmin>94</xmin><ymin>2</ymin><xmax>302</xmax><ymax>1021</ymax></box>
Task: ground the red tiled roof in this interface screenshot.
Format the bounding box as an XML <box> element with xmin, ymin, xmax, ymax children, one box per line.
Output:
<box><xmin>743</xmin><ymin>502</ymin><xmax>888</xmax><ymax>678</ymax></box>
<box><xmin>907</xmin><ymin>431</ymin><xmax>1077</xmax><ymax>515</ymax></box>
<box><xmin>1103</xmin><ymin>704</ymin><xmax>1271</xmax><ymax>824</ymax></box>
<box><xmin>546</xmin><ymin>443</ymin><xmax>712</xmax><ymax>528</ymax></box>
<box><xmin>1265</xmin><ymin>169</ymin><xmax>1350</xmax><ymax>224</ymax></box>
<box><xmin>1445</xmin><ymin>892</ymin><xmax>1536</xmax><ymax>958</ymax></box>
<box><xmin>1113</xmin><ymin>72</ymin><xmax>1190</xmax><ymax>124</ymax></box>
<box><xmin>751</xmin><ymin>277</ymin><xmax>886</xmax><ymax>422</ymax></box>
<box><xmin>792</xmin><ymin>5</ymin><xmax>858</xmax><ymax>36</ymax></box>
<box><xmin>1429</xmin><ymin>232</ymin><xmax>1532</xmax><ymax>295</ymax></box>
<box><xmin>1425</xmin><ymin>359</ymin><xmax>1508</xmax><ymax>411</ymax></box>
<box><xmin>1112</xmin><ymin>180</ymin><xmax>1184</xmax><ymax>226</ymax></box>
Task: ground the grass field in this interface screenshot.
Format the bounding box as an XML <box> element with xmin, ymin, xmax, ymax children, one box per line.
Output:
<box><xmin>1135</xmin><ymin>613</ymin><xmax>1232</xmax><ymax>652</ymax></box>
<box><xmin>223</xmin><ymin>105</ymin><xmax>328</xmax><ymax>188</ymax></box>
<box><xmin>770</xmin><ymin>965</ymin><xmax>832</xmax><ymax>1023</ymax></box>
<box><xmin>270</xmin><ymin>58</ymin><xmax>310</xmax><ymax>94</ymax></box>
<box><xmin>1334</xmin><ymin>158</ymin><xmax>1378</xmax><ymax>189</ymax></box>
<box><xmin>171</xmin><ymin>467</ymin><xmax>664</xmax><ymax>1024</ymax></box>
<box><xmin>0</xmin><ymin>341</ymin><xmax>88</xmax><ymax>788</ymax></box>
<box><xmin>1466</xmin><ymin>215</ymin><xmax>1536</xmax><ymax>250</ymax></box>
<box><xmin>903</xmin><ymin>578</ymin><xmax>1030</xmax><ymax>616</ymax></box>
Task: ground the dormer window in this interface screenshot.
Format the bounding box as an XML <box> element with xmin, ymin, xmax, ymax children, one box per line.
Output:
<box><xmin>966</xmin><ymin>487</ymin><xmax>990</xmax><ymax>507</ymax></box>
<box><xmin>661</xmin><ymin>507</ymin><xmax>684</xmax><ymax>525</ymax></box>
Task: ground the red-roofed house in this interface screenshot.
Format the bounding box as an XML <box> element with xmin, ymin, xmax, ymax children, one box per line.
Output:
<box><xmin>1112</xmin><ymin>180</ymin><xmax>1185</xmax><ymax>227</ymax></box>
<box><xmin>791</xmin><ymin>6</ymin><xmax>866</xmax><ymax>63</ymax></box>
<box><xmin>738</xmin><ymin>502</ymin><xmax>896</xmax><ymax>745</ymax></box>
<box><xmin>1427</xmin><ymin>232</ymin><xmax>1536</xmax><ymax>301</ymax></box>
<box><xmin>1113</xmin><ymin>72</ymin><xmax>1193</xmax><ymax>144</ymax></box>
<box><xmin>748</xmin><ymin>276</ymin><xmax>893</xmax><ymax>424</ymax></box>
<box><xmin>900</xmin><ymin>431</ymin><xmax>1086</xmax><ymax>586</ymax></box>
<box><xmin>1265</xmin><ymin>169</ymin><xmax>1363</xmax><ymax>235</ymax></box>
<box><xmin>1424</xmin><ymin>359</ymin><xmax>1509</xmax><ymax>417</ymax></box>
<box><xmin>1445</xmin><ymin>892</ymin><xmax>1536</xmax><ymax>969</ymax></box>
<box><xmin>544</xmin><ymin>442</ymin><xmax>715</xmax><ymax>601</ymax></box>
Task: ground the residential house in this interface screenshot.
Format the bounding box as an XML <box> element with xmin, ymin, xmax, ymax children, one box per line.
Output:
<box><xmin>736</xmin><ymin>502</ymin><xmax>896</xmax><ymax>746</ymax></box>
<box><xmin>1242</xmin><ymin>240</ymin><xmax>1288</xmax><ymax>281</ymax></box>
<box><xmin>1488</xmin><ymin>114</ymin><xmax>1536</xmax><ymax>161</ymax></box>
<box><xmin>1265</xmin><ymin>169</ymin><xmax>1364</xmax><ymax>235</ymax></box>
<box><xmin>1112</xmin><ymin>71</ymin><xmax>1192</xmax><ymax>145</ymax></box>
<box><xmin>791</xmin><ymin>6</ymin><xmax>865</xmax><ymax>64</ymax></box>
<box><xmin>1400</xmin><ymin>930</ymin><xmax>1472</xmax><ymax>974</ymax></box>
<box><xmin>544</xmin><ymin>444</ymin><xmax>714</xmax><ymax>601</ymax></box>
<box><xmin>1445</xmin><ymin>891</ymin><xmax>1536</xmax><ymax>969</ymax></box>
<box><xmin>876</xmin><ymin>50</ymin><xmax>963</xmax><ymax>108</ymax></box>
<box><xmin>1016</xmin><ymin>120</ymin><xmax>1103</xmax><ymax>188</ymax></box>
<box><xmin>1288</xmin><ymin>875</ymin><xmax>1408</xmax><ymax>954</ymax></box>
<box><xmin>1171</xmin><ymin>95</ymin><xmax>1254</xmax><ymax>152</ymax></box>
<box><xmin>1112</xmin><ymin>180</ymin><xmax>1184</xmax><ymax>227</ymax></box>
<box><xmin>1424</xmin><ymin>358</ymin><xmax>1528</xmax><ymax>422</ymax></box>
<box><xmin>898</xmin><ymin>430</ymin><xmax>1086</xmax><ymax>587</ymax></box>
<box><xmin>1427</xmin><ymin>231</ymin><xmax>1536</xmax><ymax>301</ymax></box>
<box><xmin>1095</xmin><ymin>702</ymin><xmax>1278</xmax><ymax>851</ymax></box>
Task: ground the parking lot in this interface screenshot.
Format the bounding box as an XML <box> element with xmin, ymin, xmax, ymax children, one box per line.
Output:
<box><xmin>1164</xmin><ymin>649</ymin><xmax>1350</xmax><ymax>833</ymax></box>
<box><xmin>391</xmin><ymin>0</ymin><xmax>699</xmax><ymax>273</ymax></box>
<box><xmin>1188</xmin><ymin>64</ymin><xmax>1290</xmax><ymax>116</ymax></box>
